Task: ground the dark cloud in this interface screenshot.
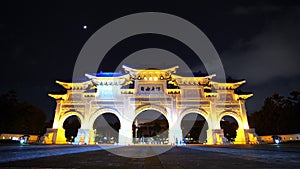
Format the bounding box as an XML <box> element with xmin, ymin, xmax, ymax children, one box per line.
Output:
<box><xmin>222</xmin><ymin>6</ymin><xmax>300</xmax><ymax>113</ymax></box>
<box><xmin>233</xmin><ymin>4</ymin><xmax>282</xmax><ymax>15</ymax></box>
<box><xmin>223</xmin><ymin>6</ymin><xmax>300</xmax><ymax>84</ymax></box>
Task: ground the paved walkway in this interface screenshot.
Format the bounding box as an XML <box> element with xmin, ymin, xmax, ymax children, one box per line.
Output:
<box><xmin>0</xmin><ymin>145</ymin><xmax>299</xmax><ymax>168</ymax></box>
<box><xmin>0</xmin><ymin>144</ymin><xmax>120</xmax><ymax>163</ymax></box>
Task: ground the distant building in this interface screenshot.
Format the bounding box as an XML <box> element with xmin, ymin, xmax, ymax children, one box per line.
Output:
<box><xmin>0</xmin><ymin>133</ymin><xmax>40</xmax><ymax>144</ymax></box>
<box><xmin>260</xmin><ymin>134</ymin><xmax>300</xmax><ymax>144</ymax></box>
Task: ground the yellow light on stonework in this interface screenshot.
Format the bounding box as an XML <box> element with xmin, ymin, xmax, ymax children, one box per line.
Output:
<box><xmin>243</xmin><ymin>121</ymin><xmax>249</xmax><ymax>129</ymax></box>
<box><xmin>160</xmin><ymin>76</ymin><xmax>164</xmax><ymax>80</ymax></box>
<box><xmin>144</xmin><ymin>76</ymin><xmax>147</xmax><ymax>80</ymax></box>
<box><xmin>149</xmin><ymin>76</ymin><xmax>153</xmax><ymax>81</ymax></box>
<box><xmin>154</xmin><ymin>77</ymin><xmax>158</xmax><ymax>81</ymax></box>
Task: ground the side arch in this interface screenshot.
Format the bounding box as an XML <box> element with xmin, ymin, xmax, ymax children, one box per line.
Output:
<box><xmin>88</xmin><ymin>107</ymin><xmax>123</xmax><ymax>129</ymax></box>
<box><xmin>57</xmin><ymin>111</ymin><xmax>84</xmax><ymax>129</ymax></box>
<box><xmin>218</xmin><ymin>111</ymin><xmax>244</xmax><ymax>130</ymax></box>
<box><xmin>178</xmin><ymin>107</ymin><xmax>211</xmax><ymax>129</ymax></box>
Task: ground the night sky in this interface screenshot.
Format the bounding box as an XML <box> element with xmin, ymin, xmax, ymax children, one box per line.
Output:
<box><xmin>1</xmin><ymin>1</ymin><xmax>300</xmax><ymax>121</ymax></box>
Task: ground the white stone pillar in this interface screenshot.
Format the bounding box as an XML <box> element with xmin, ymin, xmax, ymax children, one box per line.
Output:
<box><xmin>239</xmin><ymin>100</ymin><xmax>250</xmax><ymax>129</ymax></box>
<box><xmin>118</xmin><ymin>129</ymin><xmax>132</xmax><ymax>145</ymax></box>
<box><xmin>169</xmin><ymin>129</ymin><xmax>183</xmax><ymax>145</ymax></box>
<box><xmin>52</xmin><ymin>100</ymin><xmax>63</xmax><ymax>128</ymax></box>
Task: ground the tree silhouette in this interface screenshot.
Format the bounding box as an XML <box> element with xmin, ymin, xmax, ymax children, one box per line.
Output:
<box><xmin>0</xmin><ymin>91</ymin><xmax>46</xmax><ymax>135</ymax></box>
<box><xmin>249</xmin><ymin>91</ymin><xmax>300</xmax><ymax>135</ymax></box>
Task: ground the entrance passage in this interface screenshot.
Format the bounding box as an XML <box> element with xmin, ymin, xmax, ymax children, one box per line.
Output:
<box><xmin>220</xmin><ymin>115</ymin><xmax>239</xmax><ymax>143</ymax></box>
<box><xmin>132</xmin><ymin>110</ymin><xmax>169</xmax><ymax>144</ymax></box>
<box><xmin>181</xmin><ymin>113</ymin><xmax>208</xmax><ymax>144</ymax></box>
<box><xmin>93</xmin><ymin>113</ymin><xmax>120</xmax><ymax>144</ymax></box>
<box><xmin>63</xmin><ymin>115</ymin><xmax>81</xmax><ymax>142</ymax></box>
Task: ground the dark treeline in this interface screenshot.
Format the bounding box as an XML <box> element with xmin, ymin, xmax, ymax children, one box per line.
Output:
<box><xmin>0</xmin><ymin>90</ymin><xmax>47</xmax><ymax>135</ymax></box>
<box><xmin>249</xmin><ymin>91</ymin><xmax>300</xmax><ymax>135</ymax></box>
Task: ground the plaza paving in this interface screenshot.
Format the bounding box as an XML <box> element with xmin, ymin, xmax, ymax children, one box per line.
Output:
<box><xmin>0</xmin><ymin>144</ymin><xmax>300</xmax><ymax>168</ymax></box>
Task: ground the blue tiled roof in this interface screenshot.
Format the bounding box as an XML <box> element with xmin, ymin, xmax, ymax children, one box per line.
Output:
<box><xmin>95</xmin><ymin>71</ymin><xmax>123</xmax><ymax>77</ymax></box>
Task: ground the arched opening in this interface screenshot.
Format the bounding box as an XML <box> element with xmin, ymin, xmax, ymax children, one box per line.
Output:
<box><xmin>220</xmin><ymin>115</ymin><xmax>239</xmax><ymax>143</ymax></box>
<box><xmin>181</xmin><ymin>113</ymin><xmax>208</xmax><ymax>144</ymax></box>
<box><xmin>93</xmin><ymin>113</ymin><xmax>121</xmax><ymax>144</ymax></box>
<box><xmin>132</xmin><ymin>110</ymin><xmax>169</xmax><ymax>144</ymax></box>
<box><xmin>63</xmin><ymin>115</ymin><xmax>81</xmax><ymax>142</ymax></box>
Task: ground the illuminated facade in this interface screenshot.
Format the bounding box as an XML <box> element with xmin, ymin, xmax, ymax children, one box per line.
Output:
<box><xmin>44</xmin><ymin>65</ymin><xmax>260</xmax><ymax>145</ymax></box>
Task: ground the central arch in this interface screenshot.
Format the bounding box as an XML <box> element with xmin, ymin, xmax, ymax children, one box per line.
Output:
<box><xmin>133</xmin><ymin>106</ymin><xmax>170</xmax><ymax>144</ymax></box>
<box><xmin>135</xmin><ymin>104</ymin><xmax>170</xmax><ymax>121</ymax></box>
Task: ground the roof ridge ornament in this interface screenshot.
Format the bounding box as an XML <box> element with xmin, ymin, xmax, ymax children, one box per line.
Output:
<box><xmin>122</xmin><ymin>65</ymin><xmax>179</xmax><ymax>74</ymax></box>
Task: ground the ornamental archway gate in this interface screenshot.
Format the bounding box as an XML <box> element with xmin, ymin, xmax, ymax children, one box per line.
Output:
<box><xmin>44</xmin><ymin>65</ymin><xmax>260</xmax><ymax>145</ymax></box>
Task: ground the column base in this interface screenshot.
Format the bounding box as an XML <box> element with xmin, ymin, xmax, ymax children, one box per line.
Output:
<box><xmin>206</xmin><ymin>129</ymin><xmax>225</xmax><ymax>145</ymax></box>
<box><xmin>234</xmin><ymin>129</ymin><xmax>261</xmax><ymax>144</ymax></box>
<box><xmin>244</xmin><ymin>128</ymin><xmax>261</xmax><ymax>144</ymax></box>
<box><xmin>88</xmin><ymin>129</ymin><xmax>96</xmax><ymax>144</ymax></box>
<box><xmin>234</xmin><ymin>129</ymin><xmax>247</xmax><ymax>144</ymax></box>
<box><xmin>42</xmin><ymin>128</ymin><xmax>55</xmax><ymax>144</ymax></box>
<box><xmin>42</xmin><ymin>128</ymin><xmax>67</xmax><ymax>144</ymax></box>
